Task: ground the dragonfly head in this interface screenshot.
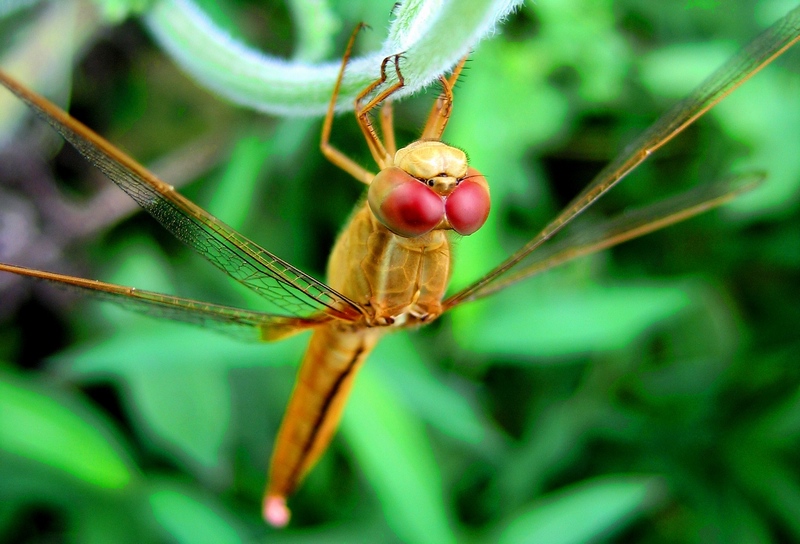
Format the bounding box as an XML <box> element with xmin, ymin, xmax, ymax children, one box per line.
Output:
<box><xmin>368</xmin><ymin>141</ymin><xmax>490</xmax><ymax>237</ymax></box>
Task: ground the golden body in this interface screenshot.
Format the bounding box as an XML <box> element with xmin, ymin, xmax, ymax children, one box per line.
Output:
<box><xmin>265</xmin><ymin>201</ymin><xmax>451</xmax><ymax>501</ymax></box>
<box><xmin>263</xmin><ymin>38</ymin><xmax>476</xmax><ymax>523</ymax></box>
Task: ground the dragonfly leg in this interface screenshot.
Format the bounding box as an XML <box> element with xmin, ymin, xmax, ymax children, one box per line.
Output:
<box><xmin>421</xmin><ymin>55</ymin><xmax>468</xmax><ymax>140</ymax></box>
<box><xmin>320</xmin><ymin>23</ymin><xmax>376</xmax><ymax>185</ymax></box>
<box><xmin>355</xmin><ymin>54</ymin><xmax>405</xmax><ymax>169</ymax></box>
<box><xmin>379</xmin><ymin>100</ymin><xmax>397</xmax><ymax>157</ymax></box>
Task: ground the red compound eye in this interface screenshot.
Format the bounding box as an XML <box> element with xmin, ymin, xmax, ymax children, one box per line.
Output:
<box><xmin>445</xmin><ymin>168</ymin><xmax>490</xmax><ymax>235</ymax></box>
<box><xmin>368</xmin><ymin>167</ymin><xmax>445</xmax><ymax>237</ymax></box>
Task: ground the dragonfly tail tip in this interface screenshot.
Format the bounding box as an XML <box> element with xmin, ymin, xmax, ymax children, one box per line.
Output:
<box><xmin>263</xmin><ymin>495</ymin><xmax>291</xmax><ymax>528</ymax></box>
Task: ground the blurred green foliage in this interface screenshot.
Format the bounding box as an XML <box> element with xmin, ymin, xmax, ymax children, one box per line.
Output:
<box><xmin>1</xmin><ymin>0</ymin><xmax>799</xmax><ymax>542</ymax></box>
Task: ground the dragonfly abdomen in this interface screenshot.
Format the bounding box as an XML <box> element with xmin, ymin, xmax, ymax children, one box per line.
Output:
<box><xmin>264</xmin><ymin>323</ymin><xmax>381</xmax><ymax>526</ymax></box>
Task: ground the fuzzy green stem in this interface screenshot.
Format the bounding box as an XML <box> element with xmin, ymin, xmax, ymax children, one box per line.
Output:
<box><xmin>144</xmin><ymin>0</ymin><xmax>523</xmax><ymax>116</ymax></box>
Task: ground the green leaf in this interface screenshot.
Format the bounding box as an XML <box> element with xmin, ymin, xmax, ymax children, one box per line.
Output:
<box><xmin>126</xmin><ymin>366</ymin><xmax>230</xmax><ymax>471</ymax></box>
<box><xmin>206</xmin><ymin>119</ymin><xmax>315</xmax><ymax>231</ymax></box>
<box><xmin>373</xmin><ymin>334</ymin><xmax>485</xmax><ymax>445</ymax></box>
<box><xmin>454</xmin><ymin>280</ymin><xmax>691</xmax><ymax>358</ymax></box>
<box><xmin>0</xmin><ymin>374</ymin><xmax>133</xmax><ymax>489</ymax></box>
<box><xmin>57</xmin><ymin>318</ymin><xmax>308</xmax><ymax>374</ymax></box>
<box><xmin>499</xmin><ymin>475</ymin><xmax>665</xmax><ymax>544</ymax></box>
<box><xmin>149</xmin><ymin>484</ymin><xmax>242</xmax><ymax>544</ymax></box>
<box><xmin>639</xmin><ymin>43</ymin><xmax>735</xmax><ymax>100</ymax></box>
<box><xmin>342</xmin><ymin>364</ymin><xmax>456</xmax><ymax>544</ymax></box>
<box><xmin>727</xmin><ymin>447</ymin><xmax>800</xmax><ymax>539</ymax></box>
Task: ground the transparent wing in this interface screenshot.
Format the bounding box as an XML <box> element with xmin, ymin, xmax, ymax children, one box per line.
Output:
<box><xmin>0</xmin><ymin>263</ymin><xmax>325</xmax><ymax>342</ymax></box>
<box><xmin>445</xmin><ymin>173</ymin><xmax>763</xmax><ymax>307</ymax></box>
<box><xmin>445</xmin><ymin>6</ymin><xmax>800</xmax><ymax>309</ymax></box>
<box><xmin>0</xmin><ymin>71</ymin><xmax>365</xmax><ymax>322</ymax></box>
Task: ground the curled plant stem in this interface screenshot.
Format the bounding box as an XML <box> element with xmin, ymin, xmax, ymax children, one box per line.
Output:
<box><xmin>144</xmin><ymin>0</ymin><xmax>523</xmax><ymax>116</ymax></box>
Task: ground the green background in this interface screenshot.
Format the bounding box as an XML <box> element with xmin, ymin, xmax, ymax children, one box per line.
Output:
<box><xmin>1</xmin><ymin>0</ymin><xmax>799</xmax><ymax>542</ymax></box>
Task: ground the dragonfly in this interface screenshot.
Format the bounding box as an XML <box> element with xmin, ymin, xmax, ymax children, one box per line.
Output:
<box><xmin>1</xmin><ymin>7</ymin><xmax>799</xmax><ymax>528</ymax></box>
